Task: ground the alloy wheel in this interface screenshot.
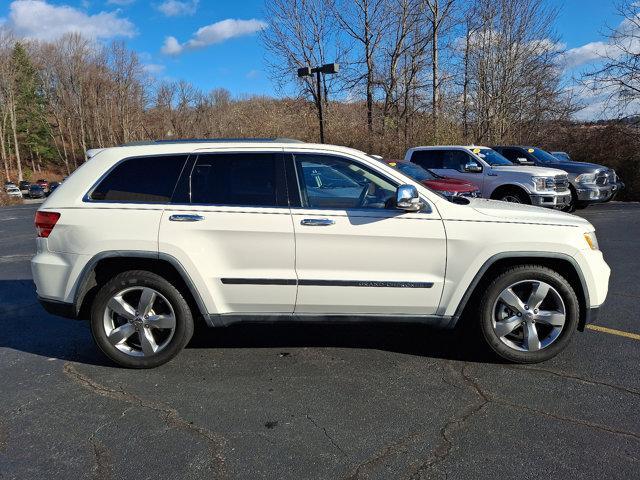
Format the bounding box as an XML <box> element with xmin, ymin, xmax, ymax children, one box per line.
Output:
<box><xmin>501</xmin><ymin>195</ymin><xmax>522</xmax><ymax>203</ymax></box>
<box><xmin>103</xmin><ymin>287</ymin><xmax>176</xmax><ymax>357</ymax></box>
<box><xmin>491</xmin><ymin>280</ymin><xmax>566</xmax><ymax>352</ymax></box>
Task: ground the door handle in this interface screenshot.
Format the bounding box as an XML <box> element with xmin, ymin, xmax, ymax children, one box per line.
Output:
<box><xmin>300</xmin><ymin>218</ymin><xmax>335</xmax><ymax>226</ymax></box>
<box><xmin>169</xmin><ymin>214</ymin><xmax>205</xmax><ymax>222</ymax></box>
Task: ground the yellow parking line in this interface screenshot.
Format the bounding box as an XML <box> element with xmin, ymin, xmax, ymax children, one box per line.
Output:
<box><xmin>586</xmin><ymin>324</ymin><xmax>640</xmax><ymax>341</ymax></box>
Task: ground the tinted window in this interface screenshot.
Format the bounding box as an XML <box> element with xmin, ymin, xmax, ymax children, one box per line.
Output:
<box><xmin>531</xmin><ymin>148</ymin><xmax>560</xmax><ymax>164</ymax></box>
<box><xmin>90</xmin><ymin>155</ymin><xmax>187</xmax><ymax>203</ymax></box>
<box><xmin>295</xmin><ymin>154</ymin><xmax>396</xmax><ymax>209</ymax></box>
<box><xmin>442</xmin><ymin>151</ymin><xmax>473</xmax><ymax>170</ymax></box>
<box><xmin>190</xmin><ymin>153</ymin><xmax>278</xmax><ymax>206</ymax></box>
<box><xmin>410</xmin><ymin>150</ymin><xmax>444</xmax><ymax>169</ymax></box>
<box><xmin>496</xmin><ymin>148</ymin><xmax>521</xmax><ymax>162</ymax></box>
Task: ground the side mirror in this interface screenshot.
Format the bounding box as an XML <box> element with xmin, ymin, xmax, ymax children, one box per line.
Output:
<box><xmin>464</xmin><ymin>163</ymin><xmax>482</xmax><ymax>173</ymax></box>
<box><xmin>396</xmin><ymin>185</ymin><xmax>423</xmax><ymax>211</ymax></box>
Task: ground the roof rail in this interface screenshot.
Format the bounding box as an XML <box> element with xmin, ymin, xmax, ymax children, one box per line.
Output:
<box><xmin>119</xmin><ymin>138</ymin><xmax>305</xmax><ymax>147</ymax></box>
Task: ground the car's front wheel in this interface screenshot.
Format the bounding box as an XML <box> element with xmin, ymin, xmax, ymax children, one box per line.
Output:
<box><xmin>478</xmin><ymin>265</ymin><xmax>579</xmax><ymax>363</ymax></box>
<box><xmin>90</xmin><ymin>270</ymin><xmax>194</xmax><ymax>368</ymax></box>
<box><xmin>496</xmin><ymin>188</ymin><xmax>530</xmax><ymax>204</ymax></box>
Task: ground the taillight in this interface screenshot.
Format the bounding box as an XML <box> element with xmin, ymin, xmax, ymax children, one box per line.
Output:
<box><xmin>35</xmin><ymin>211</ymin><xmax>61</xmax><ymax>238</ymax></box>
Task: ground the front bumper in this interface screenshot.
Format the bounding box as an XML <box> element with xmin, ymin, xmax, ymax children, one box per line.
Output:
<box><xmin>579</xmin><ymin>306</ymin><xmax>600</xmax><ymax>331</ymax></box>
<box><xmin>575</xmin><ymin>182</ymin><xmax>623</xmax><ymax>203</ymax></box>
<box><xmin>530</xmin><ymin>191</ymin><xmax>572</xmax><ymax>208</ymax></box>
<box><xmin>38</xmin><ymin>296</ymin><xmax>78</xmax><ymax>319</ymax></box>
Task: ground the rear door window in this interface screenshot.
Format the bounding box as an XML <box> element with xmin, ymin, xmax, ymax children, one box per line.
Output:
<box><xmin>90</xmin><ymin>155</ymin><xmax>187</xmax><ymax>203</ymax></box>
<box><xmin>189</xmin><ymin>152</ymin><xmax>284</xmax><ymax>207</ymax></box>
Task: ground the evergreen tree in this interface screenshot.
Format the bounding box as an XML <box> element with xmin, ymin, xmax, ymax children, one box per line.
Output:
<box><xmin>11</xmin><ymin>43</ymin><xmax>54</xmax><ymax>172</ymax></box>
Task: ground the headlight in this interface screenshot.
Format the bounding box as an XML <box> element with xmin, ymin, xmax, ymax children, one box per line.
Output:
<box><xmin>533</xmin><ymin>176</ymin><xmax>553</xmax><ymax>191</ymax></box>
<box><xmin>576</xmin><ymin>173</ymin><xmax>596</xmax><ymax>184</ymax></box>
<box><xmin>584</xmin><ymin>231</ymin><xmax>599</xmax><ymax>250</ymax></box>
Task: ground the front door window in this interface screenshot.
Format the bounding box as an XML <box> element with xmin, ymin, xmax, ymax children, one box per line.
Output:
<box><xmin>295</xmin><ymin>154</ymin><xmax>396</xmax><ymax>210</ymax></box>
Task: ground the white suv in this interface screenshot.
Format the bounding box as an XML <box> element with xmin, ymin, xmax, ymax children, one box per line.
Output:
<box><xmin>405</xmin><ymin>146</ymin><xmax>572</xmax><ymax>208</ymax></box>
<box><xmin>32</xmin><ymin>139</ymin><xmax>610</xmax><ymax>368</ymax></box>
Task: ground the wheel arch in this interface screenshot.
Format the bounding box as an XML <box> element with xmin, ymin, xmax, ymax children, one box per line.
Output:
<box><xmin>452</xmin><ymin>252</ymin><xmax>589</xmax><ymax>331</ymax></box>
<box><xmin>73</xmin><ymin>251</ymin><xmax>209</xmax><ymax>323</ymax></box>
<box><xmin>490</xmin><ymin>184</ymin><xmax>531</xmax><ymax>201</ymax></box>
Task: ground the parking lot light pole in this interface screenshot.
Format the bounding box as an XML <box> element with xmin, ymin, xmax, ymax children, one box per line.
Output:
<box><xmin>297</xmin><ymin>63</ymin><xmax>339</xmax><ymax>143</ymax></box>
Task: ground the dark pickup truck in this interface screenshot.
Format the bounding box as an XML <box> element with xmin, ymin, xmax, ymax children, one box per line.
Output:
<box><xmin>492</xmin><ymin>146</ymin><xmax>624</xmax><ymax>211</ymax></box>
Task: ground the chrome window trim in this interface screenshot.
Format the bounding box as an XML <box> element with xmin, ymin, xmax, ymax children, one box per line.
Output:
<box><xmin>82</xmin><ymin>153</ymin><xmax>190</xmax><ymax>205</ymax></box>
<box><xmin>287</xmin><ymin>150</ymin><xmax>433</xmax><ymax>215</ymax></box>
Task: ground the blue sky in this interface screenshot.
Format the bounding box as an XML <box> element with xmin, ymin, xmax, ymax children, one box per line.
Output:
<box><xmin>0</xmin><ymin>0</ymin><xmax>629</xmax><ymax>114</ymax></box>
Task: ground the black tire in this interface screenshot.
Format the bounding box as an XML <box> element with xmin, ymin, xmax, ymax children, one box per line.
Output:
<box><xmin>496</xmin><ymin>188</ymin><xmax>530</xmax><ymax>204</ymax></box>
<box><xmin>90</xmin><ymin>270</ymin><xmax>194</xmax><ymax>368</ymax></box>
<box><xmin>477</xmin><ymin>265</ymin><xmax>579</xmax><ymax>363</ymax></box>
<box><xmin>561</xmin><ymin>186</ymin><xmax>577</xmax><ymax>213</ymax></box>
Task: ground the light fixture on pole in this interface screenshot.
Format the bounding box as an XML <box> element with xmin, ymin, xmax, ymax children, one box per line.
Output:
<box><xmin>297</xmin><ymin>63</ymin><xmax>339</xmax><ymax>143</ymax></box>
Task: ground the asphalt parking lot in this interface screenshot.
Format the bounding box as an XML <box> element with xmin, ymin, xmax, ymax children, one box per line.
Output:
<box><xmin>1</xmin><ymin>203</ymin><xmax>638</xmax><ymax>479</ymax></box>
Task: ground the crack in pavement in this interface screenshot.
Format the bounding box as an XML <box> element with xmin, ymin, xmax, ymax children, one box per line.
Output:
<box><xmin>0</xmin><ymin>419</ymin><xmax>7</xmax><ymax>452</ymax></box>
<box><xmin>509</xmin><ymin>365</ymin><xmax>640</xmax><ymax>398</ymax></box>
<box><xmin>408</xmin><ymin>363</ymin><xmax>489</xmax><ymax>480</ymax></box>
<box><xmin>467</xmin><ymin>367</ymin><xmax>640</xmax><ymax>441</ymax></box>
<box><xmin>342</xmin><ymin>362</ymin><xmax>479</xmax><ymax>480</ymax></box>
<box><xmin>306</xmin><ymin>413</ymin><xmax>347</xmax><ymax>457</ymax></box>
<box><xmin>91</xmin><ymin>437</ymin><xmax>114</xmax><ymax>480</ymax></box>
<box><xmin>343</xmin><ymin>430</ymin><xmax>425</xmax><ymax>480</ymax></box>
<box><xmin>63</xmin><ymin>362</ymin><xmax>228</xmax><ymax>478</ymax></box>
<box><xmin>408</xmin><ymin>362</ymin><xmax>640</xmax><ymax>480</ymax></box>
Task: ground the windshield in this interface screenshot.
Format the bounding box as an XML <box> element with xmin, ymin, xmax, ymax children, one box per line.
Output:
<box><xmin>475</xmin><ymin>149</ymin><xmax>513</xmax><ymax>166</ymax></box>
<box><xmin>392</xmin><ymin>162</ymin><xmax>437</xmax><ymax>181</ymax></box>
<box><xmin>531</xmin><ymin>147</ymin><xmax>566</xmax><ymax>164</ymax></box>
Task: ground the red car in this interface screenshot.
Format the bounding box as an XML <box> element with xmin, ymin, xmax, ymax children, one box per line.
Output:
<box><xmin>36</xmin><ymin>179</ymin><xmax>49</xmax><ymax>192</ymax></box>
<box><xmin>385</xmin><ymin>160</ymin><xmax>480</xmax><ymax>199</ymax></box>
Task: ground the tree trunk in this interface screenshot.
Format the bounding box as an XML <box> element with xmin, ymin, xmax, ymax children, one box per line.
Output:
<box><xmin>431</xmin><ymin>1</ymin><xmax>439</xmax><ymax>143</ymax></box>
<box><xmin>462</xmin><ymin>26</ymin><xmax>471</xmax><ymax>141</ymax></box>
<box><xmin>8</xmin><ymin>102</ymin><xmax>23</xmax><ymax>182</ymax></box>
<box><xmin>0</xmin><ymin>111</ymin><xmax>9</xmax><ymax>181</ymax></box>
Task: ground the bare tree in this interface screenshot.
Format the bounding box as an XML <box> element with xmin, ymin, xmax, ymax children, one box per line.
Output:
<box><xmin>464</xmin><ymin>0</ymin><xmax>565</xmax><ymax>142</ymax></box>
<box><xmin>584</xmin><ymin>1</ymin><xmax>640</xmax><ymax>120</ymax></box>
<box><xmin>332</xmin><ymin>0</ymin><xmax>389</xmax><ymax>133</ymax></box>
<box><xmin>424</xmin><ymin>0</ymin><xmax>456</xmax><ymax>142</ymax></box>
<box><xmin>262</xmin><ymin>0</ymin><xmax>342</xmax><ymax>137</ymax></box>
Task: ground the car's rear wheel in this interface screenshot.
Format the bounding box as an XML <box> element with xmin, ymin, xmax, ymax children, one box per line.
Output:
<box><xmin>478</xmin><ymin>265</ymin><xmax>579</xmax><ymax>363</ymax></box>
<box><xmin>90</xmin><ymin>270</ymin><xmax>194</xmax><ymax>368</ymax></box>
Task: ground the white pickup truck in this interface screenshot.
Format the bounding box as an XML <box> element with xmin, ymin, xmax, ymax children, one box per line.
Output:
<box><xmin>405</xmin><ymin>146</ymin><xmax>572</xmax><ymax>208</ymax></box>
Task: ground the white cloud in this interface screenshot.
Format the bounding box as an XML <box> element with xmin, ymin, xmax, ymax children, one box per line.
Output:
<box><xmin>143</xmin><ymin>63</ymin><xmax>165</xmax><ymax>75</ymax></box>
<box><xmin>107</xmin><ymin>0</ymin><xmax>136</xmax><ymax>5</ymax></box>
<box><xmin>157</xmin><ymin>0</ymin><xmax>198</xmax><ymax>17</ymax></box>
<box><xmin>161</xmin><ymin>18</ymin><xmax>267</xmax><ymax>56</ymax></box>
<box><xmin>161</xmin><ymin>36</ymin><xmax>183</xmax><ymax>55</ymax></box>
<box><xmin>561</xmin><ymin>41</ymin><xmax>617</xmax><ymax>69</ymax></box>
<box><xmin>561</xmin><ymin>10</ymin><xmax>640</xmax><ymax>70</ymax></box>
<box><xmin>7</xmin><ymin>0</ymin><xmax>136</xmax><ymax>41</ymax></box>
